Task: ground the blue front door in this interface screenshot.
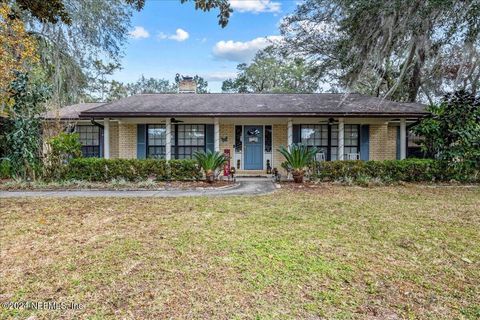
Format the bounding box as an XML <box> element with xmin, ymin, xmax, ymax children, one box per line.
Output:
<box><xmin>244</xmin><ymin>126</ymin><xmax>263</xmax><ymax>170</ymax></box>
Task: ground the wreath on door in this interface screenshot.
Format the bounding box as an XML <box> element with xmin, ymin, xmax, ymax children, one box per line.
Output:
<box><xmin>247</xmin><ymin>128</ymin><xmax>260</xmax><ymax>136</ymax></box>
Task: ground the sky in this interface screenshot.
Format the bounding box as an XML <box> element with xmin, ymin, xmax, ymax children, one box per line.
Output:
<box><xmin>113</xmin><ymin>0</ymin><xmax>300</xmax><ymax>92</ymax></box>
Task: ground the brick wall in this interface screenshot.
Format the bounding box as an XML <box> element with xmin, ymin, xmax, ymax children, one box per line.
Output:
<box><xmin>219</xmin><ymin>124</ymin><xmax>234</xmax><ymax>168</ymax></box>
<box><xmin>273</xmin><ymin>124</ymin><xmax>288</xmax><ymax>174</ymax></box>
<box><xmin>117</xmin><ymin>123</ymin><xmax>137</xmax><ymax>159</ymax></box>
<box><xmin>108</xmin><ymin>121</ymin><xmax>399</xmax><ymax>164</ymax></box>
<box><xmin>109</xmin><ymin>122</ymin><xmax>119</xmax><ymax>159</ymax></box>
<box><xmin>369</xmin><ymin>123</ymin><xmax>397</xmax><ymax>160</ymax></box>
<box><xmin>386</xmin><ymin>125</ymin><xmax>398</xmax><ymax>160</ymax></box>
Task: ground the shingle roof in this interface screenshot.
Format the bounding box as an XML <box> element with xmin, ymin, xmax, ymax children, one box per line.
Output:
<box><xmin>44</xmin><ymin>103</ymin><xmax>105</xmax><ymax>120</ymax></box>
<box><xmin>78</xmin><ymin>93</ymin><xmax>427</xmax><ymax>118</ymax></box>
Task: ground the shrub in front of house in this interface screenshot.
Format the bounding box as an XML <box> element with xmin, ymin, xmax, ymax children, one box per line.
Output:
<box><xmin>63</xmin><ymin>158</ymin><xmax>202</xmax><ymax>182</ymax></box>
<box><xmin>193</xmin><ymin>150</ymin><xmax>227</xmax><ymax>183</ymax></box>
<box><xmin>0</xmin><ymin>159</ymin><xmax>12</xmax><ymax>179</ymax></box>
<box><xmin>310</xmin><ymin>159</ymin><xmax>479</xmax><ymax>183</ymax></box>
<box><xmin>169</xmin><ymin>159</ymin><xmax>204</xmax><ymax>181</ymax></box>
<box><xmin>278</xmin><ymin>144</ymin><xmax>317</xmax><ymax>183</ymax></box>
<box><xmin>43</xmin><ymin>132</ymin><xmax>83</xmax><ymax>181</ymax></box>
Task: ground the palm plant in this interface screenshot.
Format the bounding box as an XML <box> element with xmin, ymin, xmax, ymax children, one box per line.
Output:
<box><xmin>193</xmin><ymin>150</ymin><xmax>227</xmax><ymax>183</ymax></box>
<box><xmin>278</xmin><ymin>144</ymin><xmax>317</xmax><ymax>183</ymax></box>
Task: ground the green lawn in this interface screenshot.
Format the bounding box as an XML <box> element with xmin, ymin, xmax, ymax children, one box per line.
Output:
<box><xmin>1</xmin><ymin>185</ymin><xmax>479</xmax><ymax>319</ymax></box>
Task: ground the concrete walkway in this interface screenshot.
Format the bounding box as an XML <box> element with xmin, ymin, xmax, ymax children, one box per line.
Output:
<box><xmin>0</xmin><ymin>180</ymin><xmax>277</xmax><ymax>198</ymax></box>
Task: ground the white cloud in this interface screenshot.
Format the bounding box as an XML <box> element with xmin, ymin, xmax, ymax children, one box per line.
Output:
<box><xmin>158</xmin><ymin>28</ymin><xmax>190</xmax><ymax>42</ymax></box>
<box><xmin>202</xmin><ymin>71</ymin><xmax>238</xmax><ymax>81</ymax></box>
<box><xmin>212</xmin><ymin>35</ymin><xmax>282</xmax><ymax>62</ymax></box>
<box><xmin>170</xmin><ymin>28</ymin><xmax>189</xmax><ymax>41</ymax></box>
<box><xmin>229</xmin><ymin>0</ymin><xmax>281</xmax><ymax>13</ymax></box>
<box><xmin>129</xmin><ymin>26</ymin><xmax>150</xmax><ymax>39</ymax></box>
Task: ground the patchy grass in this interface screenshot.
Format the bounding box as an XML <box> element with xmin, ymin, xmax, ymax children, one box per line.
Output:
<box><xmin>0</xmin><ymin>185</ymin><xmax>479</xmax><ymax>319</ymax></box>
<box><xmin>0</xmin><ymin>179</ymin><xmax>233</xmax><ymax>191</ymax></box>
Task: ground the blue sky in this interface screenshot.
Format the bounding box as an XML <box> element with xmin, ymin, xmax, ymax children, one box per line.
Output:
<box><xmin>113</xmin><ymin>0</ymin><xmax>299</xmax><ymax>92</ymax></box>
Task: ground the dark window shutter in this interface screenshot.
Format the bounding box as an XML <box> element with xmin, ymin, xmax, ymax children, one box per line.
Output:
<box><xmin>99</xmin><ymin>127</ymin><xmax>104</xmax><ymax>158</ymax></box>
<box><xmin>293</xmin><ymin>125</ymin><xmax>301</xmax><ymax>144</ymax></box>
<box><xmin>360</xmin><ymin>125</ymin><xmax>369</xmax><ymax>161</ymax></box>
<box><xmin>137</xmin><ymin>124</ymin><xmax>147</xmax><ymax>159</ymax></box>
<box><xmin>205</xmin><ymin>124</ymin><xmax>214</xmax><ymax>152</ymax></box>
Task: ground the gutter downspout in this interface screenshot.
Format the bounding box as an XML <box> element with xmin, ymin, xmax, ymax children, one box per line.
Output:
<box><xmin>91</xmin><ymin>119</ymin><xmax>104</xmax><ymax>129</ymax></box>
<box><xmin>90</xmin><ymin>118</ymin><xmax>105</xmax><ymax>158</ymax></box>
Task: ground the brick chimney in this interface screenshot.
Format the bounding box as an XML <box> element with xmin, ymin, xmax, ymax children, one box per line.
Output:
<box><xmin>178</xmin><ymin>76</ymin><xmax>196</xmax><ymax>93</ymax></box>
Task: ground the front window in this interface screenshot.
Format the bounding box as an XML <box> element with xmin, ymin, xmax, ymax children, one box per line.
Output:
<box><xmin>344</xmin><ymin>125</ymin><xmax>359</xmax><ymax>157</ymax></box>
<box><xmin>76</xmin><ymin>125</ymin><xmax>100</xmax><ymax>157</ymax></box>
<box><xmin>330</xmin><ymin>125</ymin><xmax>338</xmax><ymax>160</ymax></box>
<box><xmin>299</xmin><ymin>124</ymin><xmax>359</xmax><ymax>161</ymax></box>
<box><xmin>147</xmin><ymin>124</ymin><xmax>166</xmax><ymax>158</ymax></box>
<box><xmin>235</xmin><ymin>125</ymin><xmax>242</xmax><ymax>152</ymax></box>
<box><xmin>265</xmin><ymin>125</ymin><xmax>272</xmax><ymax>152</ymax></box>
<box><xmin>407</xmin><ymin>131</ymin><xmax>428</xmax><ymax>158</ymax></box>
<box><xmin>301</xmin><ymin>124</ymin><xmax>329</xmax><ymax>157</ymax></box>
<box><xmin>173</xmin><ymin>124</ymin><xmax>206</xmax><ymax>159</ymax></box>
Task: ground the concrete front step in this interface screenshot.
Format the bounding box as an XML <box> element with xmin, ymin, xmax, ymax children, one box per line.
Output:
<box><xmin>235</xmin><ymin>176</ymin><xmax>274</xmax><ymax>182</ymax></box>
<box><xmin>234</xmin><ymin>170</ymin><xmax>272</xmax><ymax>177</ymax></box>
<box><xmin>235</xmin><ymin>170</ymin><xmax>266</xmax><ymax>173</ymax></box>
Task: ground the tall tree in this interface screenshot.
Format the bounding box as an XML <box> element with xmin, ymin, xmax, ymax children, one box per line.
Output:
<box><xmin>222</xmin><ymin>47</ymin><xmax>319</xmax><ymax>93</ymax></box>
<box><xmin>106</xmin><ymin>80</ymin><xmax>129</xmax><ymax>102</ymax></box>
<box><xmin>11</xmin><ymin>0</ymin><xmax>231</xmax><ymax>107</ymax></box>
<box><xmin>12</xmin><ymin>0</ymin><xmax>232</xmax><ymax>28</ymax></box>
<box><xmin>12</xmin><ymin>0</ymin><xmax>71</xmax><ymax>24</ymax></box>
<box><xmin>25</xmin><ymin>0</ymin><xmax>135</xmax><ymax>106</ymax></box>
<box><xmin>0</xmin><ymin>3</ymin><xmax>38</xmax><ymax>113</ymax></box>
<box><xmin>127</xmin><ymin>76</ymin><xmax>177</xmax><ymax>95</ymax></box>
<box><xmin>412</xmin><ymin>90</ymin><xmax>480</xmax><ymax>168</ymax></box>
<box><xmin>192</xmin><ymin>75</ymin><xmax>209</xmax><ymax>93</ymax></box>
<box><xmin>88</xmin><ymin>60</ymin><xmax>122</xmax><ymax>101</ymax></box>
<box><xmin>106</xmin><ymin>75</ymin><xmax>209</xmax><ymax>101</ymax></box>
<box><xmin>3</xmin><ymin>73</ymin><xmax>51</xmax><ymax>179</ymax></box>
<box><xmin>280</xmin><ymin>0</ymin><xmax>480</xmax><ymax>102</ymax></box>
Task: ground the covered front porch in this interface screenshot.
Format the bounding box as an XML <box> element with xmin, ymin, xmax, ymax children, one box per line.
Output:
<box><xmin>94</xmin><ymin>116</ymin><xmax>411</xmax><ymax>174</ymax></box>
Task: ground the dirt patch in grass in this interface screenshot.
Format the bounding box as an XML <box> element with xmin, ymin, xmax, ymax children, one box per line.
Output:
<box><xmin>1</xmin><ymin>185</ymin><xmax>479</xmax><ymax>319</ymax></box>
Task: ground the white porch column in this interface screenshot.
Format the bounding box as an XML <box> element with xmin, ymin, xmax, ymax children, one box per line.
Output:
<box><xmin>400</xmin><ymin>118</ymin><xmax>407</xmax><ymax>160</ymax></box>
<box><xmin>103</xmin><ymin>118</ymin><xmax>110</xmax><ymax>159</ymax></box>
<box><xmin>287</xmin><ymin>118</ymin><xmax>293</xmax><ymax>147</ymax></box>
<box><xmin>214</xmin><ymin>117</ymin><xmax>220</xmax><ymax>152</ymax></box>
<box><xmin>338</xmin><ymin>118</ymin><xmax>344</xmax><ymax>160</ymax></box>
<box><xmin>165</xmin><ymin>118</ymin><xmax>172</xmax><ymax>160</ymax></box>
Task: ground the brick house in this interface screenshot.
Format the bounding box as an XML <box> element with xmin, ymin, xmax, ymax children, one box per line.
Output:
<box><xmin>44</xmin><ymin>81</ymin><xmax>428</xmax><ymax>175</ymax></box>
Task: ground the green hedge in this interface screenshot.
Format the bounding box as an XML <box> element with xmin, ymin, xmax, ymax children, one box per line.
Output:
<box><xmin>309</xmin><ymin>159</ymin><xmax>479</xmax><ymax>183</ymax></box>
<box><xmin>0</xmin><ymin>159</ymin><xmax>12</xmax><ymax>179</ymax></box>
<box><xmin>63</xmin><ymin>158</ymin><xmax>202</xmax><ymax>182</ymax></box>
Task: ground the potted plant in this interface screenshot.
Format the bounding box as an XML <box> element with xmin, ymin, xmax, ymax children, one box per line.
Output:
<box><xmin>278</xmin><ymin>144</ymin><xmax>317</xmax><ymax>183</ymax></box>
<box><xmin>193</xmin><ymin>150</ymin><xmax>227</xmax><ymax>183</ymax></box>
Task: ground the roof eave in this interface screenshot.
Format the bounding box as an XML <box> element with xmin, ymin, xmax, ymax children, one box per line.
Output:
<box><xmin>80</xmin><ymin>111</ymin><xmax>430</xmax><ymax>118</ymax></box>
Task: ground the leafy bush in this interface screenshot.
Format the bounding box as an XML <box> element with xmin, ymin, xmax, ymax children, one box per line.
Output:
<box><xmin>4</xmin><ymin>73</ymin><xmax>51</xmax><ymax>180</ymax></box>
<box><xmin>278</xmin><ymin>144</ymin><xmax>317</xmax><ymax>183</ymax></box>
<box><xmin>412</xmin><ymin>90</ymin><xmax>480</xmax><ymax>170</ymax></box>
<box><xmin>0</xmin><ymin>159</ymin><xmax>12</xmax><ymax>179</ymax></box>
<box><xmin>193</xmin><ymin>150</ymin><xmax>227</xmax><ymax>182</ymax></box>
<box><xmin>310</xmin><ymin>159</ymin><xmax>479</xmax><ymax>183</ymax></box>
<box><xmin>43</xmin><ymin>133</ymin><xmax>82</xmax><ymax>180</ymax></box>
<box><xmin>48</xmin><ymin>132</ymin><xmax>82</xmax><ymax>159</ymax></box>
<box><xmin>170</xmin><ymin>158</ymin><xmax>205</xmax><ymax>181</ymax></box>
<box><xmin>63</xmin><ymin>158</ymin><xmax>201</xmax><ymax>182</ymax></box>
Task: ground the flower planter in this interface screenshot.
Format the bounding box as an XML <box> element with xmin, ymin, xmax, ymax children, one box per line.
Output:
<box><xmin>292</xmin><ymin>170</ymin><xmax>304</xmax><ymax>183</ymax></box>
<box><xmin>206</xmin><ymin>172</ymin><xmax>215</xmax><ymax>183</ymax></box>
